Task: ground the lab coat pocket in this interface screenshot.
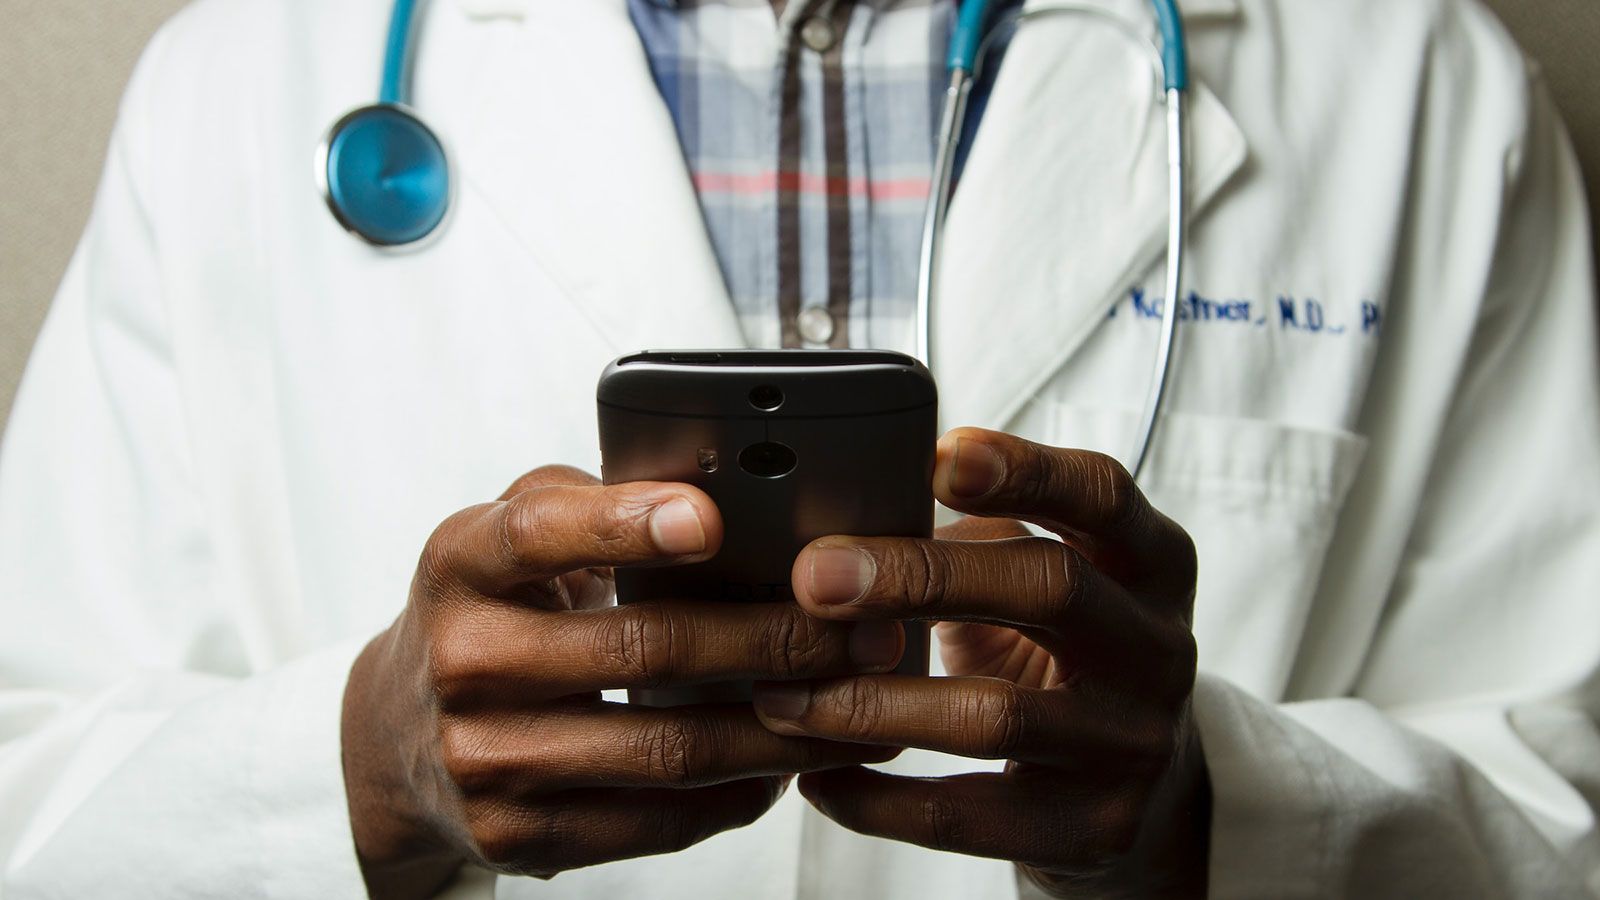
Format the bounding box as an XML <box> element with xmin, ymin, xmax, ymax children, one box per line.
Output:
<box><xmin>1013</xmin><ymin>403</ymin><xmax>1370</xmax><ymax>699</ymax></box>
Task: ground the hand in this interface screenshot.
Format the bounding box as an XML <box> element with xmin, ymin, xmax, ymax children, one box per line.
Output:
<box><xmin>342</xmin><ymin>467</ymin><xmax>905</xmax><ymax>899</ymax></box>
<box><xmin>752</xmin><ymin>429</ymin><xmax>1209</xmax><ymax>898</ymax></box>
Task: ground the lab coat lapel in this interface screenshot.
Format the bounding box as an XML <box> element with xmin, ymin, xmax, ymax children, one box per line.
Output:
<box><xmin>936</xmin><ymin>0</ymin><xmax>1247</xmax><ymax>431</ymax></box>
<box><xmin>453</xmin><ymin>0</ymin><xmax>746</xmax><ymax>353</ymax></box>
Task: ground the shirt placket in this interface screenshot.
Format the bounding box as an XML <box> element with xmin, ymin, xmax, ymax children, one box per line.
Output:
<box><xmin>774</xmin><ymin>0</ymin><xmax>861</xmax><ymax>348</ymax></box>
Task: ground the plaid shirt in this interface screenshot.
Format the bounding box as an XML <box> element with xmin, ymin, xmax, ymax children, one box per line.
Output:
<box><xmin>627</xmin><ymin>0</ymin><xmax>1014</xmax><ymax>351</ymax></box>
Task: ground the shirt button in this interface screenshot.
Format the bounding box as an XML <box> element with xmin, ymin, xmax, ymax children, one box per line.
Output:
<box><xmin>798</xmin><ymin>305</ymin><xmax>837</xmax><ymax>345</ymax></box>
<box><xmin>800</xmin><ymin>16</ymin><xmax>837</xmax><ymax>53</ymax></box>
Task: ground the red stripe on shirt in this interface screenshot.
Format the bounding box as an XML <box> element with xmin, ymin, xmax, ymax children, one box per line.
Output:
<box><xmin>692</xmin><ymin>171</ymin><xmax>931</xmax><ymax>201</ymax></box>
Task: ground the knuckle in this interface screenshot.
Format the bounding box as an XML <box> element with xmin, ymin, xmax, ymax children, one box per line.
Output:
<box><xmin>417</xmin><ymin>508</ymin><xmax>488</xmax><ymax>593</ymax></box>
<box><xmin>427</xmin><ymin>627</ymin><xmax>489</xmax><ymax>707</ymax></box>
<box><xmin>904</xmin><ymin>542</ymin><xmax>948</xmax><ymax>612</ymax></box>
<box><xmin>469</xmin><ymin>819</ymin><xmax>518</xmax><ymax>868</ymax></box>
<box><xmin>503</xmin><ymin>469</ymin><xmax>550</xmax><ymax>498</ymax></box>
<box><xmin>439</xmin><ymin>721</ymin><xmax>497</xmax><ymax>793</ymax></box>
<box><xmin>1083</xmin><ymin>452</ymin><xmax>1141</xmax><ymax>530</ymax></box>
<box><xmin>1147</xmin><ymin>729</ymin><xmax>1181</xmax><ymax>774</ymax></box>
<box><xmin>497</xmin><ymin>491</ymin><xmax>550</xmax><ymax>577</ymax></box>
<box><xmin>590</xmin><ymin>490</ymin><xmax>656</xmax><ymax>555</ymax></box>
<box><xmin>1043</xmin><ymin>541</ymin><xmax>1088</xmax><ymax>623</ymax></box>
<box><xmin>601</xmin><ymin>605</ymin><xmax>680</xmax><ymax>688</ymax></box>
<box><xmin>656</xmin><ymin>800</ymin><xmax>700</xmax><ymax>851</ymax></box>
<box><xmin>768</xmin><ymin>610</ymin><xmax>831</xmax><ymax>679</ymax></box>
<box><xmin>656</xmin><ymin>782</ymin><xmax>774</xmax><ymax>854</ymax></box>
<box><xmin>1010</xmin><ymin>445</ymin><xmax>1059</xmax><ymax>510</ymax></box>
<box><xmin>1168</xmin><ymin>526</ymin><xmax>1201</xmax><ymax>598</ymax></box>
<box><xmin>417</xmin><ymin>532</ymin><xmax>459</xmax><ymax>594</ymax></box>
<box><xmin>730</xmin><ymin>778</ymin><xmax>783</xmax><ymax>826</ymax></box>
<box><xmin>656</xmin><ymin>803</ymin><xmax>703</xmax><ymax>854</ymax></box>
<box><xmin>1089</xmin><ymin>789</ymin><xmax>1149</xmax><ymax>860</ymax></box>
<box><xmin>505</xmin><ymin>464</ymin><xmax>597</xmax><ymax>498</ymax></box>
<box><xmin>470</xmin><ymin>805</ymin><xmax>555</xmax><ymax>874</ymax></box>
<box><xmin>920</xmin><ymin>794</ymin><xmax>970</xmax><ymax>854</ymax></box>
<box><xmin>1167</xmin><ymin>632</ymin><xmax>1199</xmax><ymax>699</ymax></box>
<box><xmin>841</xmin><ymin>678</ymin><xmax>890</xmax><ymax>741</ymax></box>
<box><xmin>1126</xmin><ymin>717</ymin><xmax>1182</xmax><ymax>776</ymax></box>
<box><xmin>966</xmin><ymin>683</ymin><xmax>1029</xmax><ymax>759</ymax></box>
<box><xmin>636</xmin><ymin>716</ymin><xmax>703</xmax><ymax>787</ymax></box>
<box><xmin>1146</xmin><ymin>625</ymin><xmax>1199</xmax><ymax>713</ymax></box>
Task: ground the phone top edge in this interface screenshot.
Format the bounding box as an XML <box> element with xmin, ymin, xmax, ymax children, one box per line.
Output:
<box><xmin>597</xmin><ymin>350</ymin><xmax>937</xmax><ymax>420</ymax></box>
<box><xmin>596</xmin><ymin>398</ymin><xmax>936</xmax><ymax>421</ymax></box>
<box><xmin>616</xmin><ymin>349</ymin><xmax>924</xmax><ymax>369</ymax></box>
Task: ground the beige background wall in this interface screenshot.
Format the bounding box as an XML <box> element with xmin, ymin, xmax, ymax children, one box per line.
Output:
<box><xmin>1</xmin><ymin>0</ymin><xmax>1597</xmax><ymax>432</ymax></box>
<box><xmin>1</xmin><ymin>0</ymin><xmax>190</xmax><ymax>429</ymax></box>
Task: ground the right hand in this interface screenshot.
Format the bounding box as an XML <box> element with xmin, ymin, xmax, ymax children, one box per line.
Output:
<box><xmin>341</xmin><ymin>467</ymin><xmax>906</xmax><ymax>898</ymax></box>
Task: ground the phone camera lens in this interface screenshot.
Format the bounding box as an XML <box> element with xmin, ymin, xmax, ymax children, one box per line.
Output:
<box><xmin>739</xmin><ymin>442</ymin><xmax>798</xmax><ymax>479</ymax></box>
<box><xmin>749</xmin><ymin>385</ymin><xmax>784</xmax><ymax>411</ymax></box>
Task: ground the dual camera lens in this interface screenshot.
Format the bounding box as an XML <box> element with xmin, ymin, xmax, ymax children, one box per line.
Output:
<box><xmin>685</xmin><ymin>385</ymin><xmax>786</xmax><ymax>478</ymax></box>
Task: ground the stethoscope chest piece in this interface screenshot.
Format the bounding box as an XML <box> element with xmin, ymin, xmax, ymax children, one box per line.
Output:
<box><xmin>318</xmin><ymin>103</ymin><xmax>451</xmax><ymax>248</ymax></box>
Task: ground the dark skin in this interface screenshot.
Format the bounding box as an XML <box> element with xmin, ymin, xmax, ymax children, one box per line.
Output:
<box><xmin>757</xmin><ymin>428</ymin><xmax>1209</xmax><ymax>897</ymax></box>
<box><xmin>342</xmin><ymin>429</ymin><xmax>1207</xmax><ymax>898</ymax></box>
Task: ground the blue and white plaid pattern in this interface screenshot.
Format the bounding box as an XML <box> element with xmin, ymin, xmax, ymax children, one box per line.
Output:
<box><xmin>627</xmin><ymin>0</ymin><xmax>966</xmax><ymax>351</ymax></box>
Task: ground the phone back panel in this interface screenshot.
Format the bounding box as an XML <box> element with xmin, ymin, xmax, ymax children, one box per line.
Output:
<box><xmin>597</xmin><ymin>351</ymin><xmax>937</xmax><ymax>706</ymax></box>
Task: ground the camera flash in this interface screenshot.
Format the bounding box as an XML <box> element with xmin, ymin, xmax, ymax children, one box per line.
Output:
<box><xmin>697</xmin><ymin>449</ymin><xmax>720</xmax><ymax>473</ymax></box>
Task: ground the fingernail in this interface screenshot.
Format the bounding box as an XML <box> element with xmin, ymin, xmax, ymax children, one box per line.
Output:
<box><xmin>808</xmin><ymin>547</ymin><xmax>875</xmax><ymax>605</ymax></box>
<box><xmin>754</xmin><ymin>682</ymin><xmax>812</xmax><ymax>724</ymax></box>
<box><xmin>849</xmin><ymin>622</ymin><xmax>903</xmax><ymax>670</ymax></box>
<box><xmin>649</xmin><ymin>498</ymin><xmax>705</xmax><ymax>555</ymax></box>
<box><xmin>948</xmin><ymin>439</ymin><xmax>1003</xmax><ymax>498</ymax></box>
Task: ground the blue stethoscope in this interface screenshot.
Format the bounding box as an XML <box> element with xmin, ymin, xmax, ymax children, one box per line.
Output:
<box><xmin>319</xmin><ymin>0</ymin><xmax>1190</xmax><ymax>478</ymax></box>
<box><xmin>316</xmin><ymin>0</ymin><xmax>448</xmax><ymax>248</ymax></box>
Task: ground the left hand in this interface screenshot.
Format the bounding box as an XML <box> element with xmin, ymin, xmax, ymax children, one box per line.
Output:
<box><xmin>752</xmin><ymin>428</ymin><xmax>1210</xmax><ymax>898</ymax></box>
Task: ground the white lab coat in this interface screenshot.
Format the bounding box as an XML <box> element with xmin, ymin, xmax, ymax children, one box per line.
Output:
<box><xmin>2</xmin><ymin>0</ymin><xmax>1597</xmax><ymax>895</ymax></box>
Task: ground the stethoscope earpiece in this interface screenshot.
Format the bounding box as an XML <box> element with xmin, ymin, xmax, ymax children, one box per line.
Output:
<box><xmin>318</xmin><ymin>103</ymin><xmax>450</xmax><ymax>248</ymax></box>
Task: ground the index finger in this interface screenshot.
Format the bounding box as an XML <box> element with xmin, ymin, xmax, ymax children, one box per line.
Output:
<box><xmin>931</xmin><ymin>429</ymin><xmax>1194</xmax><ymax>591</ymax></box>
<box><xmin>427</xmin><ymin>482</ymin><xmax>724</xmax><ymax>597</ymax></box>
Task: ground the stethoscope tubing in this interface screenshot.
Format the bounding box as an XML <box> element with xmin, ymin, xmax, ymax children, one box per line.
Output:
<box><xmin>1132</xmin><ymin>87</ymin><xmax>1186</xmax><ymax>482</ymax></box>
<box><xmin>915</xmin><ymin>67</ymin><xmax>970</xmax><ymax>371</ymax></box>
<box><xmin>918</xmin><ymin>0</ymin><xmax>1189</xmax><ymax>481</ymax></box>
<box><xmin>381</xmin><ymin>0</ymin><xmax>422</xmax><ymax>105</ymax></box>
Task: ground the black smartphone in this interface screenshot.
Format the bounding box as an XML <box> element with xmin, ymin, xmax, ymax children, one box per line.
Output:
<box><xmin>597</xmin><ymin>350</ymin><xmax>938</xmax><ymax>707</ymax></box>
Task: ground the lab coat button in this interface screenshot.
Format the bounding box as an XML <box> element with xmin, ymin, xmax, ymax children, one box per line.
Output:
<box><xmin>800</xmin><ymin>17</ymin><xmax>837</xmax><ymax>53</ymax></box>
<box><xmin>798</xmin><ymin>305</ymin><xmax>836</xmax><ymax>344</ymax></box>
